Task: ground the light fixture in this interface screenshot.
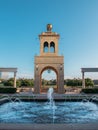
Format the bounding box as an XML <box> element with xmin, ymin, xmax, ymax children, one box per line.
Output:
<box><xmin>47</xmin><ymin>69</ymin><xmax>51</xmax><ymax>73</ymax></box>
<box><xmin>60</xmin><ymin>64</ymin><xmax>63</xmax><ymax>70</ymax></box>
<box><xmin>36</xmin><ymin>64</ymin><xmax>38</xmax><ymax>70</ymax></box>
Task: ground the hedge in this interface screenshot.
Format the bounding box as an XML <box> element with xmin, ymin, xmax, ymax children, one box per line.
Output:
<box><xmin>81</xmin><ymin>88</ymin><xmax>98</xmax><ymax>94</ymax></box>
<box><xmin>0</xmin><ymin>87</ymin><xmax>17</xmax><ymax>93</ymax></box>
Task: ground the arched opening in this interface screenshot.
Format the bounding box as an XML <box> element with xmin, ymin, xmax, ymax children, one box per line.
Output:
<box><xmin>40</xmin><ymin>67</ymin><xmax>58</xmax><ymax>93</ymax></box>
<box><xmin>50</xmin><ymin>42</ymin><xmax>55</xmax><ymax>53</ymax></box>
<box><xmin>43</xmin><ymin>42</ymin><xmax>49</xmax><ymax>52</ymax></box>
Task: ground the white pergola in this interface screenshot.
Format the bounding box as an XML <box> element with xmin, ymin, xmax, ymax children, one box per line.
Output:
<box><xmin>81</xmin><ymin>68</ymin><xmax>98</xmax><ymax>88</ymax></box>
<box><xmin>0</xmin><ymin>68</ymin><xmax>17</xmax><ymax>88</ymax></box>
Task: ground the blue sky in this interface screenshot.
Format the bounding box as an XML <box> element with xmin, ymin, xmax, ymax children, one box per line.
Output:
<box><xmin>0</xmin><ymin>0</ymin><xmax>98</xmax><ymax>79</ymax></box>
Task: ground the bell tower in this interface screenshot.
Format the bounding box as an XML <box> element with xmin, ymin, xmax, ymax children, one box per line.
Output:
<box><xmin>34</xmin><ymin>24</ymin><xmax>64</xmax><ymax>94</ymax></box>
<box><xmin>40</xmin><ymin>24</ymin><xmax>59</xmax><ymax>56</ymax></box>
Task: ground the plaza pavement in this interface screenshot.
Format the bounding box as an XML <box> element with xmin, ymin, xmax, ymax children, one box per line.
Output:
<box><xmin>0</xmin><ymin>123</ymin><xmax>98</xmax><ymax>130</ymax></box>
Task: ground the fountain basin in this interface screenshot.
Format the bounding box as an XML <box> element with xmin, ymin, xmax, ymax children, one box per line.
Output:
<box><xmin>0</xmin><ymin>101</ymin><xmax>98</xmax><ymax>124</ymax></box>
<box><xmin>0</xmin><ymin>94</ymin><xmax>98</xmax><ymax>130</ymax></box>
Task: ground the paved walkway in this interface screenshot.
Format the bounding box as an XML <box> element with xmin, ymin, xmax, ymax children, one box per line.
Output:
<box><xmin>0</xmin><ymin>123</ymin><xmax>98</xmax><ymax>130</ymax></box>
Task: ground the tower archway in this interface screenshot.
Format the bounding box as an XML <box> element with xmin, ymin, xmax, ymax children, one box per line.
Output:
<box><xmin>41</xmin><ymin>66</ymin><xmax>58</xmax><ymax>93</ymax></box>
<box><xmin>50</xmin><ymin>42</ymin><xmax>55</xmax><ymax>53</ymax></box>
<box><xmin>43</xmin><ymin>41</ymin><xmax>49</xmax><ymax>52</ymax></box>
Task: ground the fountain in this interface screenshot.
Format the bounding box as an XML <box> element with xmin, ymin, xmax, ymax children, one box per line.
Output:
<box><xmin>0</xmin><ymin>90</ymin><xmax>98</xmax><ymax>126</ymax></box>
<box><xmin>1</xmin><ymin>87</ymin><xmax>98</xmax><ymax>130</ymax></box>
<box><xmin>46</xmin><ymin>87</ymin><xmax>55</xmax><ymax>108</ymax></box>
<box><xmin>44</xmin><ymin>87</ymin><xmax>57</xmax><ymax>123</ymax></box>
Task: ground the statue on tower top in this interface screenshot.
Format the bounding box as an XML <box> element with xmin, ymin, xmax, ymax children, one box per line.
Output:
<box><xmin>47</xmin><ymin>24</ymin><xmax>52</xmax><ymax>32</ymax></box>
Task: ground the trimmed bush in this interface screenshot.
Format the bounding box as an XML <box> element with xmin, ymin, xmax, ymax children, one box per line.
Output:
<box><xmin>81</xmin><ymin>88</ymin><xmax>98</xmax><ymax>94</ymax></box>
<box><xmin>0</xmin><ymin>87</ymin><xmax>17</xmax><ymax>93</ymax></box>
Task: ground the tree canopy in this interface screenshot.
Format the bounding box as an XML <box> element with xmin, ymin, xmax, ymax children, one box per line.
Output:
<box><xmin>0</xmin><ymin>77</ymin><xmax>94</xmax><ymax>88</ymax></box>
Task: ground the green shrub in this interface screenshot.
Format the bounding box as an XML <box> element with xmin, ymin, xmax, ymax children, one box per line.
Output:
<box><xmin>81</xmin><ymin>88</ymin><xmax>98</xmax><ymax>94</ymax></box>
<box><xmin>0</xmin><ymin>87</ymin><xmax>17</xmax><ymax>93</ymax></box>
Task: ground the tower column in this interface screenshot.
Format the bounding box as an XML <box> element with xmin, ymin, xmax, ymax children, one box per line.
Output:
<box><xmin>34</xmin><ymin>64</ymin><xmax>40</xmax><ymax>93</ymax></box>
<box><xmin>58</xmin><ymin>64</ymin><xmax>65</xmax><ymax>93</ymax></box>
<box><xmin>49</xmin><ymin>43</ymin><xmax>50</xmax><ymax>52</ymax></box>
<box><xmin>82</xmin><ymin>71</ymin><xmax>85</xmax><ymax>88</ymax></box>
<box><xmin>14</xmin><ymin>71</ymin><xmax>17</xmax><ymax>88</ymax></box>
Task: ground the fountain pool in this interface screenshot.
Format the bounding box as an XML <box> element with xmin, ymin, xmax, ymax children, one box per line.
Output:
<box><xmin>0</xmin><ymin>101</ymin><xmax>98</xmax><ymax>124</ymax></box>
<box><xmin>0</xmin><ymin>88</ymin><xmax>98</xmax><ymax>125</ymax></box>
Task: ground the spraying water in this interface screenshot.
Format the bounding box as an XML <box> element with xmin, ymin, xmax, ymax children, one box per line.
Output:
<box><xmin>44</xmin><ymin>87</ymin><xmax>57</xmax><ymax>123</ymax></box>
<box><xmin>47</xmin><ymin>87</ymin><xmax>54</xmax><ymax>108</ymax></box>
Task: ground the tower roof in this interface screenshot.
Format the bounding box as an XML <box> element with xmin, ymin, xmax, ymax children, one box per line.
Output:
<box><xmin>39</xmin><ymin>24</ymin><xmax>59</xmax><ymax>37</ymax></box>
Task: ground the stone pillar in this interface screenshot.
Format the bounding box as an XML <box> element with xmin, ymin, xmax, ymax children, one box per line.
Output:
<box><xmin>34</xmin><ymin>65</ymin><xmax>40</xmax><ymax>94</ymax></box>
<box><xmin>34</xmin><ymin>75</ymin><xmax>40</xmax><ymax>93</ymax></box>
<box><xmin>82</xmin><ymin>71</ymin><xmax>85</xmax><ymax>88</ymax></box>
<box><xmin>58</xmin><ymin>64</ymin><xmax>65</xmax><ymax>94</ymax></box>
<box><xmin>49</xmin><ymin>43</ymin><xmax>50</xmax><ymax>52</ymax></box>
<box><xmin>14</xmin><ymin>72</ymin><xmax>17</xmax><ymax>88</ymax></box>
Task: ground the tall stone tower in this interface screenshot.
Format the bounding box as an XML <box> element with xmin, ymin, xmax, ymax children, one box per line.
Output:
<box><xmin>34</xmin><ymin>24</ymin><xmax>64</xmax><ymax>94</ymax></box>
